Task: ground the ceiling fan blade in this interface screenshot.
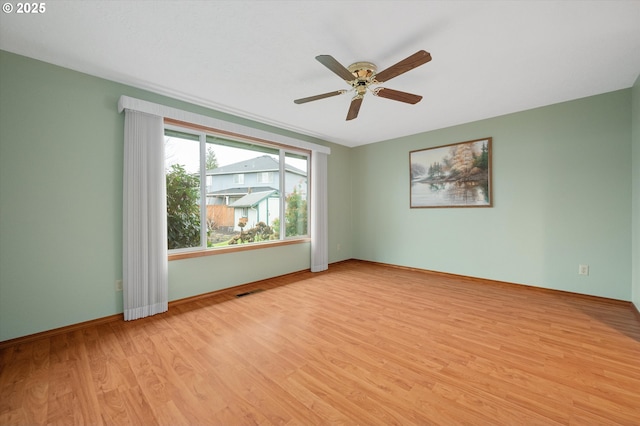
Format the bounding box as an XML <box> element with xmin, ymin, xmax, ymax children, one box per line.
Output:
<box><xmin>346</xmin><ymin>97</ymin><xmax>363</xmax><ymax>121</ymax></box>
<box><xmin>374</xmin><ymin>88</ymin><xmax>423</xmax><ymax>104</ymax></box>
<box><xmin>294</xmin><ymin>90</ymin><xmax>346</xmax><ymax>104</ymax></box>
<box><xmin>374</xmin><ymin>50</ymin><xmax>432</xmax><ymax>83</ymax></box>
<box><xmin>316</xmin><ymin>55</ymin><xmax>356</xmax><ymax>82</ymax></box>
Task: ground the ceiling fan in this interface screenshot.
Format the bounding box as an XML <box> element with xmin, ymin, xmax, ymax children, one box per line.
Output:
<box><xmin>294</xmin><ymin>50</ymin><xmax>432</xmax><ymax>121</ymax></box>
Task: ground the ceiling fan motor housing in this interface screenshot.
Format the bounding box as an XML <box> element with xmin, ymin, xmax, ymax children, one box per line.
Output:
<box><xmin>347</xmin><ymin>61</ymin><xmax>378</xmax><ymax>96</ymax></box>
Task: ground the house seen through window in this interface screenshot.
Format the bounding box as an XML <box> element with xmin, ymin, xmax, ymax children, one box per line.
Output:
<box><xmin>165</xmin><ymin>126</ymin><xmax>309</xmax><ymax>252</ymax></box>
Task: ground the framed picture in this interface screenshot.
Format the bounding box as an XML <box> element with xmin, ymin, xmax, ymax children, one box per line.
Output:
<box><xmin>410</xmin><ymin>137</ymin><xmax>492</xmax><ymax>208</ymax></box>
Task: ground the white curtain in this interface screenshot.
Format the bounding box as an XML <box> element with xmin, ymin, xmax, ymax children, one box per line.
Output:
<box><xmin>122</xmin><ymin>110</ymin><xmax>168</xmax><ymax>320</ymax></box>
<box><xmin>311</xmin><ymin>151</ymin><xmax>328</xmax><ymax>272</ymax></box>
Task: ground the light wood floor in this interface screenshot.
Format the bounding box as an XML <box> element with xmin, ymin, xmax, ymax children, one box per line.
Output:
<box><xmin>1</xmin><ymin>260</ymin><xmax>639</xmax><ymax>425</ymax></box>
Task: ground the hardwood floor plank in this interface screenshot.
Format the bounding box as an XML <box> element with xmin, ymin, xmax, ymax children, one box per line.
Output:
<box><xmin>1</xmin><ymin>260</ymin><xmax>639</xmax><ymax>424</ymax></box>
<box><xmin>20</xmin><ymin>370</ymin><xmax>49</xmax><ymax>425</ymax></box>
<box><xmin>97</xmin><ymin>388</ymin><xmax>131</xmax><ymax>425</ymax></box>
<box><xmin>0</xmin><ymin>408</ymin><xmax>27</xmax><ymax>425</ymax></box>
<box><xmin>119</xmin><ymin>385</ymin><xmax>158</xmax><ymax>425</ymax></box>
<box><xmin>0</xmin><ymin>377</ymin><xmax>27</xmax><ymax>418</ymax></box>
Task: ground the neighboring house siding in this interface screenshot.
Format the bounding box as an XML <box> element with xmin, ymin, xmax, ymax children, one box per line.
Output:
<box><xmin>207</xmin><ymin>171</ymin><xmax>305</xmax><ymax>196</ymax></box>
<box><xmin>206</xmin><ymin>155</ymin><xmax>306</xmax><ymax>204</ymax></box>
<box><xmin>206</xmin><ymin>155</ymin><xmax>307</xmax><ymax>230</ymax></box>
<box><xmin>232</xmin><ymin>196</ymin><xmax>280</xmax><ymax>231</ymax></box>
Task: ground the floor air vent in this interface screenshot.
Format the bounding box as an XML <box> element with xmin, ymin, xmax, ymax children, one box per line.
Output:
<box><xmin>235</xmin><ymin>289</ymin><xmax>264</xmax><ymax>298</ymax></box>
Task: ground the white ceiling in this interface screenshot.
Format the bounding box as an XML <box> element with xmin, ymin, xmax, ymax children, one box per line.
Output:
<box><xmin>1</xmin><ymin>1</ymin><xmax>639</xmax><ymax>147</ymax></box>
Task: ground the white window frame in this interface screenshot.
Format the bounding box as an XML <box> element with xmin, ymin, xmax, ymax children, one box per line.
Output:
<box><xmin>165</xmin><ymin>123</ymin><xmax>310</xmax><ymax>255</ymax></box>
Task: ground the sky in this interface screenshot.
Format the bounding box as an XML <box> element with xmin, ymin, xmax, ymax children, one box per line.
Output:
<box><xmin>165</xmin><ymin>136</ymin><xmax>307</xmax><ymax>174</ymax></box>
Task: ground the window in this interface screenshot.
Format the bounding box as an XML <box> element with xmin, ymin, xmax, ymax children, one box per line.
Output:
<box><xmin>164</xmin><ymin>125</ymin><xmax>309</xmax><ymax>253</ymax></box>
<box><xmin>285</xmin><ymin>153</ymin><xmax>308</xmax><ymax>237</ymax></box>
<box><xmin>256</xmin><ymin>172</ymin><xmax>272</xmax><ymax>184</ymax></box>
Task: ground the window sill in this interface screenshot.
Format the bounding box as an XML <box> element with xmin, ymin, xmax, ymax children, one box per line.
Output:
<box><xmin>168</xmin><ymin>238</ymin><xmax>311</xmax><ymax>261</ymax></box>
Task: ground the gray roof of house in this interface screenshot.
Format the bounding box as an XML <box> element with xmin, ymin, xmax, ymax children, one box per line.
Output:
<box><xmin>207</xmin><ymin>155</ymin><xmax>306</xmax><ymax>176</ymax></box>
<box><xmin>207</xmin><ymin>186</ymin><xmax>277</xmax><ymax>196</ymax></box>
<box><xmin>229</xmin><ymin>190</ymin><xmax>278</xmax><ymax>208</ymax></box>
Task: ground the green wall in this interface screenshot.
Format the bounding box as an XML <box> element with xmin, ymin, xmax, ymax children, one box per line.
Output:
<box><xmin>0</xmin><ymin>50</ymin><xmax>352</xmax><ymax>341</ymax></box>
<box><xmin>0</xmin><ymin>49</ymin><xmax>636</xmax><ymax>342</ymax></box>
<box><xmin>352</xmin><ymin>90</ymin><xmax>633</xmax><ymax>301</ymax></box>
<box><xmin>632</xmin><ymin>74</ymin><xmax>640</xmax><ymax>311</ymax></box>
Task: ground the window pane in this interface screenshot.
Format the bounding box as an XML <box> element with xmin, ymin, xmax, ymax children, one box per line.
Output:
<box><xmin>257</xmin><ymin>172</ymin><xmax>272</xmax><ymax>184</ymax></box>
<box><xmin>205</xmin><ymin>141</ymin><xmax>280</xmax><ymax>247</ymax></box>
<box><xmin>165</xmin><ymin>134</ymin><xmax>201</xmax><ymax>250</ymax></box>
<box><xmin>284</xmin><ymin>152</ymin><xmax>308</xmax><ymax>237</ymax></box>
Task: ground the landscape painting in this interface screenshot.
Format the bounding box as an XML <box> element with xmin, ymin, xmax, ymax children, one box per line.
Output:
<box><xmin>410</xmin><ymin>138</ymin><xmax>492</xmax><ymax>208</ymax></box>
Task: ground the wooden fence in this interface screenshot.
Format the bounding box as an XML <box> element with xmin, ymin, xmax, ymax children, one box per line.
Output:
<box><xmin>206</xmin><ymin>205</ymin><xmax>235</xmax><ymax>228</ymax></box>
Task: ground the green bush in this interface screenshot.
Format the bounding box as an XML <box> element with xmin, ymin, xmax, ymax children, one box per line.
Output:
<box><xmin>166</xmin><ymin>164</ymin><xmax>200</xmax><ymax>249</ymax></box>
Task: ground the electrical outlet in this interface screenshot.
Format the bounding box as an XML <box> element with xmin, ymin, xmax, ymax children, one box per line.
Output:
<box><xmin>115</xmin><ymin>279</ymin><xmax>123</xmax><ymax>291</ymax></box>
<box><xmin>578</xmin><ymin>264</ymin><xmax>589</xmax><ymax>276</ymax></box>
<box><xmin>337</xmin><ymin>243</ymin><xmax>341</xmax><ymax>251</ymax></box>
